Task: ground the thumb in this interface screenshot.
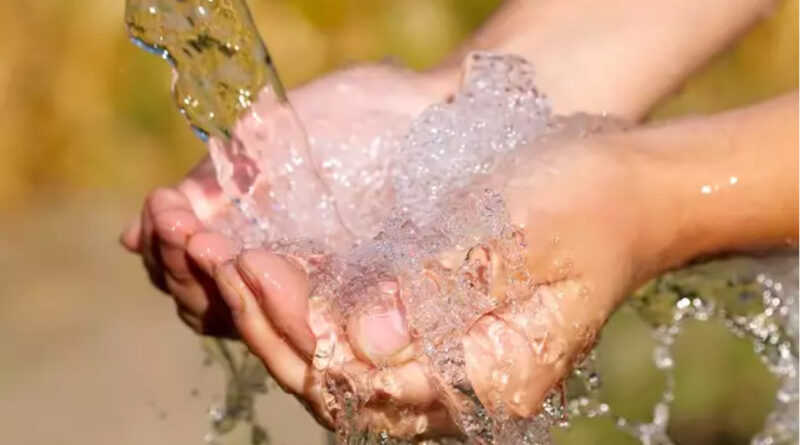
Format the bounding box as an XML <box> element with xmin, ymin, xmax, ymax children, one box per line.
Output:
<box><xmin>464</xmin><ymin>280</ymin><xmax>607</xmax><ymax>418</ymax></box>
<box><xmin>236</xmin><ymin>249</ymin><xmax>317</xmax><ymax>360</ymax></box>
<box><xmin>347</xmin><ymin>281</ymin><xmax>415</xmax><ymax>366</ymax></box>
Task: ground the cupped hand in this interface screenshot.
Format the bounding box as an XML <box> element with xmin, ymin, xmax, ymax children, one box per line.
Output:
<box><xmin>121</xmin><ymin>64</ymin><xmax>450</xmax><ymax>336</ymax></box>
<box><xmin>210</xmin><ymin>136</ymin><xmax>662</xmax><ymax>438</ymax></box>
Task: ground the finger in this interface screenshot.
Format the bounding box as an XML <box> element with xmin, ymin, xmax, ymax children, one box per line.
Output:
<box><xmin>359</xmin><ymin>403</ymin><xmax>460</xmax><ymax>440</ymax></box>
<box><xmin>141</xmin><ymin>188</ymin><xmax>196</xmax><ymax>293</ymax></box>
<box><xmin>215</xmin><ymin>261</ymin><xmax>311</xmax><ymax>394</ymax></box>
<box><xmin>140</xmin><ymin>195</ymin><xmax>166</xmax><ymax>291</ymax></box>
<box><xmin>141</xmin><ymin>188</ymin><xmax>189</xmax><ymax>272</ymax></box>
<box><xmin>176</xmin><ymin>305</ymin><xmax>202</xmax><ymax>332</ymax></box>
<box><xmin>162</xmin><ymin>273</ymin><xmax>209</xmax><ymax>318</ymax></box>
<box><xmin>173</xmin><ymin>230</ymin><xmax>241</xmax><ymax>337</ymax></box>
<box><xmin>463</xmin><ymin>313</ymin><xmax>540</xmax><ymax>418</ymax></box>
<box><xmin>120</xmin><ymin>217</ymin><xmax>142</xmax><ymax>252</ymax></box>
<box><xmin>147</xmin><ymin>188</ymin><xmax>195</xmax><ymax>254</ymax></box>
<box><xmin>174</xmin><ymin>231</ymin><xmax>240</xmax><ymax>337</ymax></box>
<box><xmin>187</xmin><ymin>231</ymin><xmax>238</xmax><ymax>276</ymax></box>
<box><xmin>495</xmin><ymin>281</ymin><xmax>605</xmax><ymax>370</ymax></box>
<box><xmin>237</xmin><ymin>249</ymin><xmax>316</xmax><ymax>360</ymax></box>
<box><xmin>178</xmin><ymin>172</ymin><xmax>227</xmax><ymax>222</ymax></box>
<box><xmin>173</xmin><ymin>282</ymin><xmax>237</xmax><ymax>338</ymax></box>
<box><xmin>216</xmin><ymin>262</ymin><xmax>332</xmax><ymax>424</ymax></box>
<box><xmin>153</xmin><ymin>207</ymin><xmax>198</xmax><ymax>249</ymax></box>
<box><xmin>466</xmin><ymin>281</ymin><xmax>605</xmax><ymax>418</ymax></box>
<box><xmin>150</xmin><ymin>206</ymin><xmax>207</xmax><ymax>312</ymax></box>
<box><xmin>154</xmin><ymin>208</ymin><xmax>200</xmax><ymax>283</ymax></box>
<box><xmin>146</xmin><ymin>187</ymin><xmax>193</xmax><ymax>217</ymax></box>
<box><xmin>370</xmin><ymin>360</ymin><xmax>438</xmax><ymax>408</ymax></box>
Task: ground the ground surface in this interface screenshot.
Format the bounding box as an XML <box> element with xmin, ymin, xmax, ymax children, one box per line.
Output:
<box><xmin>0</xmin><ymin>194</ymin><xmax>327</xmax><ymax>445</ymax></box>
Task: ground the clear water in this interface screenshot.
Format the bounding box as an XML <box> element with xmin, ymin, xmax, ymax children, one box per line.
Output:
<box><xmin>126</xmin><ymin>0</ymin><xmax>344</xmax><ymax>248</ymax></box>
<box><xmin>125</xmin><ymin>0</ymin><xmax>287</xmax><ymax>142</ymax></box>
<box><xmin>125</xmin><ymin>1</ymin><xmax>799</xmax><ymax>444</ymax></box>
<box><xmin>201</xmin><ymin>339</ymin><xmax>270</xmax><ymax>445</ymax></box>
<box><xmin>567</xmin><ymin>255</ymin><xmax>798</xmax><ymax>445</ymax></box>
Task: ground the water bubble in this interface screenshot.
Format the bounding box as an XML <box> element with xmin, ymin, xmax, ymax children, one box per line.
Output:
<box><xmin>127</xmin><ymin>4</ymin><xmax>798</xmax><ymax>438</ymax></box>
<box><xmin>653</xmin><ymin>346</ymin><xmax>674</xmax><ymax>370</ymax></box>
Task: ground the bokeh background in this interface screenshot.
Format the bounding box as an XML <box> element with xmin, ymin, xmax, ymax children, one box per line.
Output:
<box><xmin>0</xmin><ymin>1</ymin><xmax>796</xmax><ymax>444</ymax></box>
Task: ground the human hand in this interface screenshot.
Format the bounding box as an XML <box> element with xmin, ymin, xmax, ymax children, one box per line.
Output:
<box><xmin>121</xmin><ymin>64</ymin><xmax>450</xmax><ymax>336</ymax></box>
<box><xmin>209</xmin><ymin>135</ymin><xmax>663</xmax><ymax>437</ymax></box>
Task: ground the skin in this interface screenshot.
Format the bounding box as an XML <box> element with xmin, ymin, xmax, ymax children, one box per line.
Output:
<box><xmin>121</xmin><ymin>0</ymin><xmax>793</xmax><ymax>439</ymax></box>
<box><xmin>124</xmin><ymin>92</ymin><xmax>798</xmax><ymax>438</ymax></box>
<box><xmin>205</xmin><ymin>93</ymin><xmax>797</xmax><ymax>438</ymax></box>
<box><xmin>121</xmin><ymin>65</ymin><xmax>448</xmax><ymax>337</ymax></box>
<box><xmin>438</xmin><ymin>0</ymin><xmax>780</xmax><ymax>119</ymax></box>
<box><xmin>122</xmin><ymin>0</ymin><xmax>780</xmax><ymax>336</ymax></box>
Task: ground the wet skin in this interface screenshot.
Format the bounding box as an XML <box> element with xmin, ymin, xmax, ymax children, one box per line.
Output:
<box><xmin>121</xmin><ymin>65</ymin><xmax>448</xmax><ymax>338</ymax></box>
<box><xmin>122</xmin><ymin>0</ymin><xmax>793</xmax><ymax>436</ymax></box>
<box><xmin>123</xmin><ymin>91</ymin><xmax>797</xmax><ymax>439</ymax></box>
<box><xmin>123</xmin><ymin>0</ymin><xmax>782</xmax><ymax>340</ymax></box>
<box><xmin>206</xmin><ymin>138</ymin><xmax>646</xmax><ymax>436</ymax></box>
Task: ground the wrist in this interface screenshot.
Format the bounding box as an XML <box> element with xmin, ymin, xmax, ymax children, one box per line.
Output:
<box><xmin>579</xmin><ymin>128</ymin><xmax>718</xmax><ymax>289</ymax></box>
<box><xmin>615</xmin><ymin>133</ymin><xmax>699</xmax><ymax>283</ymax></box>
<box><xmin>564</xmin><ymin>134</ymin><xmax>691</xmax><ymax>289</ymax></box>
<box><xmin>611</xmin><ymin>97</ymin><xmax>799</xmax><ymax>282</ymax></box>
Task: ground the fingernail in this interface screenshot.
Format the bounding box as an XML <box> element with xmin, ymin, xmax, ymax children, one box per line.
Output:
<box><xmin>350</xmin><ymin>301</ymin><xmax>411</xmax><ymax>364</ymax></box>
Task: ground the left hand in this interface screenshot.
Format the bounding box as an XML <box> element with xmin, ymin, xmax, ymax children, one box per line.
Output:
<box><xmin>121</xmin><ymin>64</ymin><xmax>451</xmax><ymax>338</ymax></box>
<box><xmin>206</xmin><ymin>136</ymin><xmax>661</xmax><ymax>438</ymax></box>
<box><xmin>120</xmin><ymin>157</ymin><xmax>238</xmax><ymax>337</ymax></box>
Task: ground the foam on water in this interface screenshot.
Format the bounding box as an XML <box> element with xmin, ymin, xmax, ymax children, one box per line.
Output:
<box><xmin>392</xmin><ymin>53</ymin><xmax>550</xmax><ymax>224</ymax></box>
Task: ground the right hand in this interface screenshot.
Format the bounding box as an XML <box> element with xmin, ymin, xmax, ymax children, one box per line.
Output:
<box><xmin>209</xmin><ymin>134</ymin><xmax>673</xmax><ymax>437</ymax></box>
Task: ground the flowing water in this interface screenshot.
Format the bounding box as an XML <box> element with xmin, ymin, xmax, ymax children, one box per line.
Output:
<box><xmin>124</xmin><ymin>1</ymin><xmax>798</xmax><ymax>444</ymax></box>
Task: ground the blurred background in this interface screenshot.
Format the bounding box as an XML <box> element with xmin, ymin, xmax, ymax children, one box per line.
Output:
<box><xmin>0</xmin><ymin>1</ymin><xmax>796</xmax><ymax>444</ymax></box>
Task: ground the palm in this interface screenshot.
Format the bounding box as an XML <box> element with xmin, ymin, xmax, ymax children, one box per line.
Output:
<box><xmin>209</xmin><ymin>136</ymin><xmax>649</xmax><ymax>439</ymax></box>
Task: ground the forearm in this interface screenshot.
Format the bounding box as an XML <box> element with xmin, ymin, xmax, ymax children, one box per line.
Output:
<box><xmin>621</xmin><ymin>92</ymin><xmax>798</xmax><ymax>281</ymax></box>
<box><xmin>431</xmin><ymin>0</ymin><xmax>778</xmax><ymax>120</ymax></box>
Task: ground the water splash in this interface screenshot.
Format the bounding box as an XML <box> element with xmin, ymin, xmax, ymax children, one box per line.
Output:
<box><xmin>202</xmin><ymin>339</ymin><xmax>271</xmax><ymax>445</ymax></box>
<box><xmin>125</xmin><ymin>2</ymin><xmax>798</xmax><ymax>444</ymax></box>
<box><xmin>567</xmin><ymin>255</ymin><xmax>798</xmax><ymax>445</ymax></box>
<box><xmin>125</xmin><ymin>0</ymin><xmax>347</xmax><ymax>250</ymax></box>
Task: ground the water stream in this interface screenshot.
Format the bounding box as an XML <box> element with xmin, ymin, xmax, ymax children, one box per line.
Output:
<box><xmin>124</xmin><ymin>1</ymin><xmax>798</xmax><ymax>444</ymax></box>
